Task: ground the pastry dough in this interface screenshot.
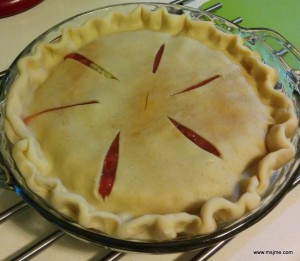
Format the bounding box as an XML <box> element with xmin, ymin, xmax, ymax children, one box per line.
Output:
<box><xmin>5</xmin><ymin>6</ymin><xmax>297</xmax><ymax>240</ymax></box>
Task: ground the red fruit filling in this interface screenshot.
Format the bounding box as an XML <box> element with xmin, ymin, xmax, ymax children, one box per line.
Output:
<box><xmin>169</xmin><ymin>118</ymin><xmax>221</xmax><ymax>157</ymax></box>
<box><xmin>152</xmin><ymin>44</ymin><xmax>165</xmax><ymax>74</ymax></box>
<box><xmin>65</xmin><ymin>53</ymin><xmax>92</xmax><ymax>66</ymax></box>
<box><xmin>98</xmin><ymin>133</ymin><xmax>120</xmax><ymax>199</ymax></box>
<box><xmin>23</xmin><ymin>100</ymin><xmax>99</xmax><ymax>124</ymax></box>
<box><xmin>65</xmin><ymin>53</ymin><xmax>118</xmax><ymax>80</ymax></box>
<box><xmin>172</xmin><ymin>75</ymin><xmax>221</xmax><ymax>95</ymax></box>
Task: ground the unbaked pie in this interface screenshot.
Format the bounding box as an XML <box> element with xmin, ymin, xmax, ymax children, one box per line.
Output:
<box><xmin>5</xmin><ymin>6</ymin><xmax>297</xmax><ymax>240</ymax></box>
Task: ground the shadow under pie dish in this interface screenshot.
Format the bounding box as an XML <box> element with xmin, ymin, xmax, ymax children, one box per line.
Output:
<box><xmin>2</xmin><ymin>3</ymin><xmax>298</xmax><ymax>244</ymax></box>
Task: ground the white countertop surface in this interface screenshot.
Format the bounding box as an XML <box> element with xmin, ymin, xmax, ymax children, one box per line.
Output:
<box><xmin>0</xmin><ymin>1</ymin><xmax>299</xmax><ymax>260</ymax></box>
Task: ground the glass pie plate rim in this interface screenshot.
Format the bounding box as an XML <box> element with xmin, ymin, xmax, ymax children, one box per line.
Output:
<box><xmin>0</xmin><ymin>2</ymin><xmax>299</xmax><ymax>253</ymax></box>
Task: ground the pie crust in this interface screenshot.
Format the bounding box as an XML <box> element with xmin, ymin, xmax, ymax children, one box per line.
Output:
<box><xmin>5</xmin><ymin>6</ymin><xmax>297</xmax><ymax>240</ymax></box>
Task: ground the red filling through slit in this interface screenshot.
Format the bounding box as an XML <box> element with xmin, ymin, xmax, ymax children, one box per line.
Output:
<box><xmin>65</xmin><ymin>53</ymin><xmax>118</xmax><ymax>80</ymax></box>
<box><xmin>98</xmin><ymin>133</ymin><xmax>120</xmax><ymax>199</ymax></box>
<box><xmin>169</xmin><ymin>118</ymin><xmax>221</xmax><ymax>157</ymax></box>
<box><xmin>172</xmin><ymin>74</ymin><xmax>221</xmax><ymax>96</ymax></box>
<box><xmin>152</xmin><ymin>44</ymin><xmax>165</xmax><ymax>74</ymax></box>
<box><xmin>65</xmin><ymin>53</ymin><xmax>92</xmax><ymax>66</ymax></box>
<box><xmin>23</xmin><ymin>100</ymin><xmax>99</xmax><ymax>124</ymax></box>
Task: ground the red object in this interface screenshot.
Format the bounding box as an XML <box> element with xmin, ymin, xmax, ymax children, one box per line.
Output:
<box><xmin>152</xmin><ymin>44</ymin><xmax>165</xmax><ymax>74</ymax></box>
<box><xmin>23</xmin><ymin>100</ymin><xmax>99</xmax><ymax>124</ymax></box>
<box><xmin>169</xmin><ymin>118</ymin><xmax>221</xmax><ymax>157</ymax></box>
<box><xmin>172</xmin><ymin>75</ymin><xmax>221</xmax><ymax>96</ymax></box>
<box><xmin>65</xmin><ymin>53</ymin><xmax>92</xmax><ymax>67</ymax></box>
<box><xmin>98</xmin><ymin>133</ymin><xmax>120</xmax><ymax>199</ymax></box>
<box><xmin>0</xmin><ymin>0</ymin><xmax>43</xmax><ymax>18</ymax></box>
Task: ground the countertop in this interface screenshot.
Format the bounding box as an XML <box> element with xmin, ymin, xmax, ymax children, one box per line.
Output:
<box><xmin>0</xmin><ymin>1</ymin><xmax>299</xmax><ymax>260</ymax></box>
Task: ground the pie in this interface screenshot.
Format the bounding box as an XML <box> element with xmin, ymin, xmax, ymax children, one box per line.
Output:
<box><xmin>5</xmin><ymin>6</ymin><xmax>297</xmax><ymax>240</ymax></box>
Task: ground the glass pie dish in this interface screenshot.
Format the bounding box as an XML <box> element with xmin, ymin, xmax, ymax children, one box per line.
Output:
<box><xmin>0</xmin><ymin>2</ymin><xmax>299</xmax><ymax>253</ymax></box>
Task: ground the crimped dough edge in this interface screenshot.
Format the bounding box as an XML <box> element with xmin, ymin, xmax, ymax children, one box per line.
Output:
<box><xmin>5</xmin><ymin>6</ymin><xmax>297</xmax><ymax>240</ymax></box>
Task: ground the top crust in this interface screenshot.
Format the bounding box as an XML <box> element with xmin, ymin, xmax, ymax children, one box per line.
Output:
<box><xmin>5</xmin><ymin>6</ymin><xmax>297</xmax><ymax>240</ymax></box>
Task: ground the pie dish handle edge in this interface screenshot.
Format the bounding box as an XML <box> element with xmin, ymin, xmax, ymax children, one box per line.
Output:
<box><xmin>0</xmin><ymin>71</ymin><xmax>13</xmax><ymax>190</ymax></box>
<box><xmin>0</xmin><ymin>161</ymin><xmax>13</xmax><ymax>190</ymax></box>
<box><xmin>290</xmin><ymin>163</ymin><xmax>300</xmax><ymax>190</ymax></box>
<box><xmin>0</xmin><ymin>117</ymin><xmax>14</xmax><ymax>190</ymax></box>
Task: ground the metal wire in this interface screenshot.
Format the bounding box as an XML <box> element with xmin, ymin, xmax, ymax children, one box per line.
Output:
<box><xmin>190</xmin><ymin>238</ymin><xmax>233</xmax><ymax>261</ymax></box>
<box><xmin>203</xmin><ymin>2</ymin><xmax>222</xmax><ymax>12</ymax></box>
<box><xmin>0</xmin><ymin>201</ymin><xmax>29</xmax><ymax>223</ymax></box>
<box><xmin>170</xmin><ymin>0</ymin><xmax>195</xmax><ymax>5</ymax></box>
<box><xmin>10</xmin><ymin>230</ymin><xmax>65</xmax><ymax>261</ymax></box>
<box><xmin>100</xmin><ymin>251</ymin><xmax>126</xmax><ymax>261</ymax></box>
